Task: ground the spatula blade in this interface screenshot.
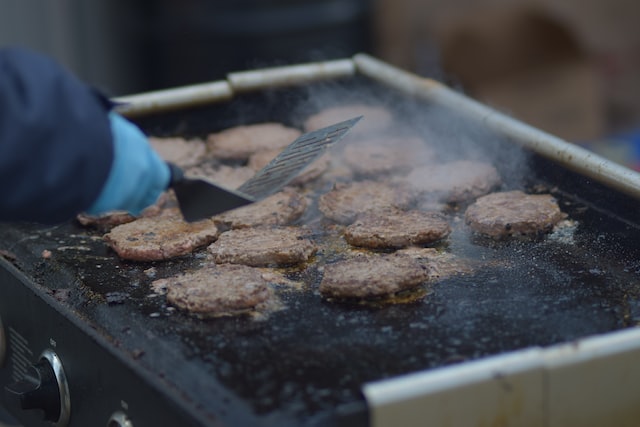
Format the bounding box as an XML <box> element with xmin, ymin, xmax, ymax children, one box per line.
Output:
<box><xmin>172</xmin><ymin>177</ymin><xmax>256</xmax><ymax>222</ymax></box>
<box><xmin>237</xmin><ymin>116</ymin><xmax>362</xmax><ymax>199</ymax></box>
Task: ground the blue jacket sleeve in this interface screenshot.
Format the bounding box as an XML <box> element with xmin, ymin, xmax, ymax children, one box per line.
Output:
<box><xmin>0</xmin><ymin>47</ymin><xmax>114</xmax><ymax>224</ymax></box>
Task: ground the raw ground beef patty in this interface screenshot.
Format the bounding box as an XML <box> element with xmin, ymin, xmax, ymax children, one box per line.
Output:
<box><xmin>208</xmin><ymin>227</ymin><xmax>317</xmax><ymax>266</ymax></box>
<box><xmin>157</xmin><ymin>264</ymin><xmax>276</xmax><ymax>318</ymax></box>
<box><xmin>344</xmin><ymin>209</ymin><xmax>451</xmax><ymax>249</ymax></box>
<box><xmin>104</xmin><ymin>215</ymin><xmax>219</xmax><ymax>261</ymax></box>
<box><xmin>464</xmin><ymin>190</ymin><xmax>566</xmax><ymax>239</ymax></box>
<box><xmin>319</xmin><ymin>253</ymin><xmax>429</xmax><ymax>299</ymax></box>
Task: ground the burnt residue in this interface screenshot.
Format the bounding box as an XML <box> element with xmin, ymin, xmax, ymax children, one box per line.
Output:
<box><xmin>2</xmin><ymin>79</ymin><xmax>640</xmax><ymax>425</ymax></box>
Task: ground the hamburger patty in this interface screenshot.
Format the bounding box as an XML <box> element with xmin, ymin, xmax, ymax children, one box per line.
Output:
<box><xmin>186</xmin><ymin>163</ymin><xmax>256</xmax><ymax>190</ymax></box>
<box><xmin>319</xmin><ymin>253</ymin><xmax>429</xmax><ymax>299</ymax></box>
<box><xmin>464</xmin><ymin>190</ymin><xmax>566</xmax><ymax>239</ymax></box>
<box><xmin>213</xmin><ymin>189</ymin><xmax>307</xmax><ymax>229</ymax></box>
<box><xmin>77</xmin><ymin>192</ymin><xmax>175</xmax><ymax>229</ymax></box>
<box><xmin>157</xmin><ymin>264</ymin><xmax>276</xmax><ymax>318</ymax></box>
<box><xmin>206</xmin><ymin>122</ymin><xmax>301</xmax><ymax>161</ymax></box>
<box><xmin>148</xmin><ymin>136</ymin><xmax>206</xmax><ymax>168</ymax></box>
<box><xmin>303</xmin><ymin>104</ymin><xmax>393</xmax><ymax>137</ymax></box>
<box><xmin>104</xmin><ymin>214</ymin><xmax>219</xmax><ymax>261</ymax></box>
<box><xmin>318</xmin><ymin>181</ymin><xmax>414</xmax><ymax>224</ymax></box>
<box><xmin>345</xmin><ymin>209</ymin><xmax>451</xmax><ymax>249</ymax></box>
<box><xmin>208</xmin><ymin>227</ymin><xmax>317</xmax><ymax>266</ymax></box>
<box><xmin>401</xmin><ymin>160</ymin><xmax>501</xmax><ymax>203</ymax></box>
<box><xmin>77</xmin><ymin>211</ymin><xmax>138</xmax><ymax>229</ymax></box>
<box><xmin>342</xmin><ymin>137</ymin><xmax>435</xmax><ymax>177</ymax></box>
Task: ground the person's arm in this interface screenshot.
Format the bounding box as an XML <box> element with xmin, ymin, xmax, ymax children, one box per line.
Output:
<box><xmin>0</xmin><ymin>47</ymin><xmax>168</xmax><ymax>224</ymax></box>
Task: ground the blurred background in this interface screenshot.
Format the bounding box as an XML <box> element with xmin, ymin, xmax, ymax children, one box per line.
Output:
<box><xmin>1</xmin><ymin>0</ymin><xmax>639</xmax><ymax>167</ymax></box>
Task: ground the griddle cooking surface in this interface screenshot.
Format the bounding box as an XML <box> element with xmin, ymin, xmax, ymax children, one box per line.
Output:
<box><xmin>2</xmin><ymin>79</ymin><xmax>640</xmax><ymax>426</ymax></box>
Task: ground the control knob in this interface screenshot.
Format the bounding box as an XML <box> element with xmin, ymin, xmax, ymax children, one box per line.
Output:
<box><xmin>4</xmin><ymin>349</ymin><xmax>70</xmax><ymax>426</ymax></box>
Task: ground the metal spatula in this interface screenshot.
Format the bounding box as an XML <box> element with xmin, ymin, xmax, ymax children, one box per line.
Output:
<box><xmin>168</xmin><ymin>116</ymin><xmax>361</xmax><ymax>222</ymax></box>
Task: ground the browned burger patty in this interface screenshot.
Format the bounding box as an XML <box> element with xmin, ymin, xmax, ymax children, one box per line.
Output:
<box><xmin>213</xmin><ymin>189</ymin><xmax>307</xmax><ymax>229</ymax></box>
<box><xmin>148</xmin><ymin>136</ymin><xmax>206</xmax><ymax>168</ymax></box>
<box><xmin>77</xmin><ymin>211</ymin><xmax>137</xmax><ymax>228</ymax></box>
<box><xmin>303</xmin><ymin>104</ymin><xmax>393</xmax><ymax>137</ymax></box>
<box><xmin>206</xmin><ymin>123</ymin><xmax>301</xmax><ymax>161</ymax></box>
<box><xmin>345</xmin><ymin>209</ymin><xmax>451</xmax><ymax>249</ymax></box>
<box><xmin>318</xmin><ymin>181</ymin><xmax>414</xmax><ymax>224</ymax></box>
<box><xmin>319</xmin><ymin>253</ymin><xmax>429</xmax><ymax>299</ymax></box>
<box><xmin>464</xmin><ymin>190</ymin><xmax>566</xmax><ymax>239</ymax></box>
<box><xmin>207</xmin><ymin>227</ymin><xmax>316</xmax><ymax>266</ymax></box>
<box><xmin>77</xmin><ymin>192</ymin><xmax>175</xmax><ymax>229</ymax></box>
<box><xmin>104</xmin><ymin>215</ymin><xmax>219</xmax><ymax>261</ymax></box>
<box><xmin>158</xmin><ymin>264</ymin><xmax>275</xmax><ymax>318</ymax></box>
<box><xmin>342</xmin><ymin>137</ymin><xmax>435</xmax><ymax>177</ymax></box>
<box><xmin>401</xmin><ymin>160</ymin><xmax>501</xmax><ymax>203</ymax></box>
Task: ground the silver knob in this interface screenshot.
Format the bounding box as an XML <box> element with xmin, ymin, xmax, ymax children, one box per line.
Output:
<box><xmin>4</xmin><ymin>349</ymin><xmax>70</xmax><ymax>427</ymax></box>
<box><xmin>41</xmin><ymin>349</ymin><xmax>71</xmax><ymax>427</ymax></box>
<box><xmin>107</xmin><ymin>411</ymin><xmax>133</xmax><ymax>427</ymax></box>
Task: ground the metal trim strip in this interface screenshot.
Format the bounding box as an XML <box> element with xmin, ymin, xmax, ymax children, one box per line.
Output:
<box><xmin>113</xmin><ymin>58</ymin><xmax>356</xmax><ymax>117</ymax></box>
<box><xmin>227</xmin><ymin>59</ymin><xmax>355</xmax><ymax>92</ymax></box>
<box><xmin>363</xmin><ymin>327</ymin><xmax>640</xmax><ymax>427</ymax></box>
<box><xmin>113</xmin><ymin>80</ymin><xmax>233</xmax><ymax>117</ymax></box>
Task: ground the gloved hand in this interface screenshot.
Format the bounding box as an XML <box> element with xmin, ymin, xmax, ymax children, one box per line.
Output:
<box><xmin>87</xmin><ymin>112</ymin><xmax>170</xmax><ymax>215</ymax></box>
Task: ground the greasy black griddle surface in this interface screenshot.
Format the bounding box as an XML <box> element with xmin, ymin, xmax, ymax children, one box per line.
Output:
<box><xmin>2</xmin><ymin>78</ymin><xmax>640</xmax><ymax>426</ymax></box>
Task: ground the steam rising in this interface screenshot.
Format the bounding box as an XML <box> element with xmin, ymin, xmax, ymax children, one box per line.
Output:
<box><xmin>294</xmin><ymin>80</ymin><xmax>531</xmax><ymax>206</ymax></box>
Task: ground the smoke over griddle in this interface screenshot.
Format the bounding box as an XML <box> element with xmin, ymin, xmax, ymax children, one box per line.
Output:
<box><xmin>295</xmin><ymin>81</ymin><xmax>531</xmax><ymax>209</ymax></box>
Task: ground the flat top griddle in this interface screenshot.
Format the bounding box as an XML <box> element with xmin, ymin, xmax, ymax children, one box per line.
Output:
<box><xmin>2</xmin><ymin>78</ymin><xmax>640</xmax><ymax>426</ymax></box>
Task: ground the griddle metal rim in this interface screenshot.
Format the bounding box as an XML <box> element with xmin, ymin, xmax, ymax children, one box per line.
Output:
<box><xmin>113</xmin><ymin>80</ymin><xmax>234</xmax><ymax>117</ymax></box>
<box><xmin>362</xmin><ymin>326</ymin><xmax>640</xmax><ymax>427</ymax></box>
<box><xmin>113</xmin><ymin>58</ymin><xmax>356</xmax><ymax>116</ymax></box>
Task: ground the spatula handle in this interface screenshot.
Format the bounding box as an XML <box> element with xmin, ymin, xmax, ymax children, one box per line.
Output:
<box><xmin>166</xmin><ymin>162</ymin><xmax>185</xmax><ymax>187</ymax></box>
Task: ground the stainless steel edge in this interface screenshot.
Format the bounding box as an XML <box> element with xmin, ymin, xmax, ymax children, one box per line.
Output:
<box><xmin>363</xmin><ymin>347</ymin><xmax>546</xmax><ymax>427</ymax></box>
<box><xmin>113</xmin><ymin>80</ymin><xmax>233</xmax><ymax>117</ymax></box>
<box><xmin>353</xmin><ymin>53</ymin><xmax>640</xmax><ymax>201</ymax></box>
<box><xmin>41</xmin><ymin>349</ymin><xmax>71</xmax><ymax>427</ymax></box>
<box><xmin>113</xmin><ymin>58</ymin><xmax>356</xmax><ymax>116</ymax></box>
<box><xmin>363</xmin><ymin>327</ymin><xmax>640</xmax><ymax>427</ymax></box>
<box><xmin>227</xmin><ymin>59</ymin><xmax>356</xmax><ymax>92</ymax></box>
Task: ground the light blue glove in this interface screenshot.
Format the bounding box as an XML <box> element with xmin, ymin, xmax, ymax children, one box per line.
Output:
<box><xmin>87</xmin><ymin>113</ymin><xmax>170</xmax><ymax>215</ymax></box>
